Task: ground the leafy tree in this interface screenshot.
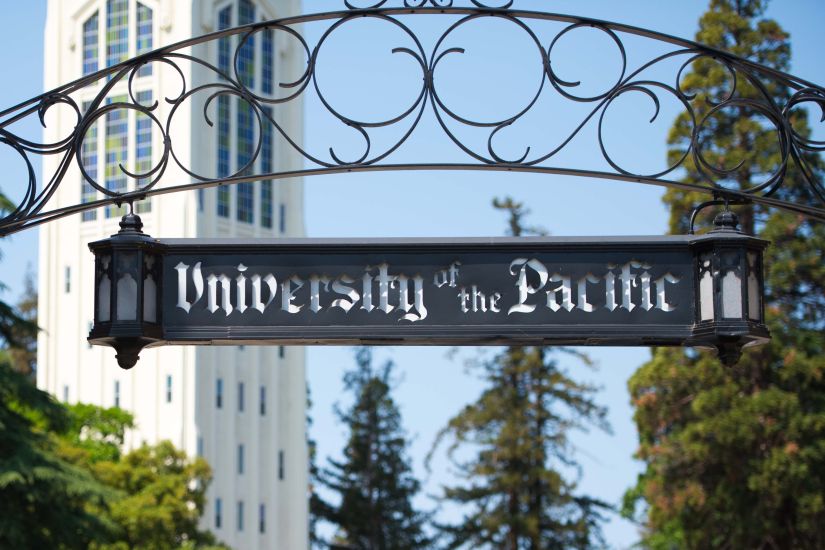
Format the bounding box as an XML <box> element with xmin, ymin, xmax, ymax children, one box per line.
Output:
<box><xmin>0</xmin><ymin>192</ymin><xmax>37</xmax><ymax>356</ymax></box>
<box><xmin>0</xmin><ymin>360</ymin><xmax>116</xmax><ymax>549</ymax></box>
<box><xmin>0</xmin><ymin>361</ymin><xmax>222</xmax><ymax>549</ymax></box>
<box><xmin>623</xmin><ymin>1</ymin><xmax>825</xmax><ymax>548</ymax></box>
<box><xmin>0</xmin><ymin>205</ymin><xmax>113</xmax><ymax>548</ymax></box>
<box><xmin>90</xmin><ymin>441</ymin><xmax>220</xmax><ymax>550</ymax></box>
<box><xmin>53</xmin><ymin>403</ymin><xmax>222</xmax><ymax>550</ymax></box>
<box><xmin>428</xmin><ymin>198</ymin><xmax>610</xmax><ymax>550</ymax></box>
<box><xmin>60</xmin><ymin>403</ymin><xmax>135</xmax><ymax>464</ymax></box>
<box><xmin>0</xmin><ymin>215</ymin><xmax>221</xmax><ymax>549</ymax></box>
<box><xmin>315</xmin><ymin>348</ymin><xmax>431</xmax><ymax>549</ymax></box>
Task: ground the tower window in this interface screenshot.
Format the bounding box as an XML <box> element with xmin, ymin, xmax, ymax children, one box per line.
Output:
<box><xmin>104</xmin><ymin>95</ymin><xmax>128</xmax><ymax>218</ymax></box>
<box><xmin>279</xmin><ymin>203</ymin><xmax>286</xmax><ymax>233</ymax></box>
<box><xmin>278</xmin><ymin>346</ymin><xmax>285</xmax><ymax>359</ymax></box>
<box><xmin>80</xmin><ymin>101</ymin><xmax>98</xmax><ymax>221</ymax></box>
<box><xmin>216</xmin><ymin>97</ymin><xmax>231</xmax><ymax>218</ymax></box>
<box><xmin>278</xmin><ymin>449</ymin><xmax>284</xmax><ymax>480</ymax></box>
<box><xmin>237</xmin><ymin>0</ymin><xmax>255</xmax><ymax>87</ymax></box>
<box><xmin>135</xmin><ymin>2</ymin><xmax>153</xmax><ymax>77</ymax></box>
<box><xmin>259</xmin><ymin>385</ymin><xmax>266</xmax><ymax>416</ymax></box>
<box><xmin>197</xmin><ymin>436</ymin><xmax>204</xmax><ymax>457</ymax></box>
<box><xmin>259</xmin><ymin>503</ymin><xmax>266</xmax><ymax>534</ymax></box>
<box><xmin>114</xmin><ymin>380</ymin><xmax>120</xmax><ymax>408</ymax></box>
<box><xmin>165</xmin><ymin>375</ymin><xmax>172</xmax><ymax>403</ymax></box>
<box><xmin>64</xmin><ymin>266</ymin><xmax>71</xmax><ymax>293</ymax></box>
<box><xmin>106</xmin><ymin>0</ymin><xmax>129</xmax><ymax>69</ymax></box>
<box><xmin>82</xmin><ymin>12</ymin><xmax>99</xmax><ymax>76</ymax></box>
<box><xmin>238</xmin><ymin>444</ymin><xmax>245</xmax><ymax>474</ymax></box>
<box><xmin>237</xmin><ymin>500</ymin><xmax>244</xmax><ymax>531</ymax></box>
<box><xmin>217</xmin><ymin>5</ymin><xmax>232</xmax><ymax>78</ymax></box>
<box><xmin>215</xmin><ymin>498</ymin><xmax>222</xmax><ymax>529</ymax></box>
<box><xmin>216</xmin><ymin>4</ymin><xmax>232</xmax><ymax>219</ymax></box>
<box><xmin>262</xmin><ymin>28</ymin><xmax>274</xmax><ymax>95</ymax></box>
<box><xmin>134</xmin><ymin>90</ymin><xmax>153</xmax><ymax>214</ymax></box>
<box><xmin>238</xmin><ymin>382</ymin><xmax>245</xmax><ymax>412</ymax></box>
<box><xmin>261</xmin><ymin>106</ymin><xmax>273</xmax><ymax>229</ymax></box>
<box><xmin>63</xmin><ymin>385</ymin><xmax>69</xmax><ymax>402</ymax></box>
<box><xmin>216</xmin><ymin>378</ymin><xmax>223</xmax><ymax>408</ymax></box>
<box><xmin>236</xmin><ymin>97</ymin><xmax>255</xmax><ymax>224</ymax></box>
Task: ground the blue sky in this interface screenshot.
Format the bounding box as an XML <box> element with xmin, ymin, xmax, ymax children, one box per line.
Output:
<box><xmin>1</xmin><ymin>1</ymin><xmax>823</xmax><ymax>547</ymax></box>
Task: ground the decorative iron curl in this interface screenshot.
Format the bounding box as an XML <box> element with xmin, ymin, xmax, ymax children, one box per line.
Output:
<box><xmin>1</xmin><ymin>1</ymin><xmax>824</xmax><ymax>236</ymax></box>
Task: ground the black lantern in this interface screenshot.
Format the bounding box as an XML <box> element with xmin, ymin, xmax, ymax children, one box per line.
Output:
<box><xmin>88</xmin><ymin>212</ymin><xmax>163</xmax><ymax>369</ymax></box>
<box><xmin>688</xmin><ymin>210</ymin><xmax>770</xmax><ymax>366</ymax></box>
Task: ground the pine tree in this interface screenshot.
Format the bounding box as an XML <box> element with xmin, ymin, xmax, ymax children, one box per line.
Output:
<box><xmin>428</xmin><ymin>198</ymin><xmax>610</xmax><ymax>550</ymax></box>
<box><xmin>623</xmin><ymin>1</ymin><xmax>825</xmax><ymax>547</ymax></box>
<box><xmin>308</xmin><ymin>387</ymin><xmax>325</xmax><ymax>549</ymax></box>
<box><xmin>316</xmin><ymin>348</ymin><xmax>430</xmax><ymax>549</ymax></box>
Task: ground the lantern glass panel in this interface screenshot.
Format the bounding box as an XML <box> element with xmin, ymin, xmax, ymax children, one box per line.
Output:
<box><xmin>97</xmin><ymin>254</ymin><xmax>111</xmax><ymax>322</ymax></box>
<box><xmin>699</xmin><ymin>253</ymin><xmax>714</xmax><ymax>321</ymax></box>
<box><xmin>116</xmin><ymin>252</ymin><xmax>139</xmax><ymax>321</ymax></box>
<box><xmin>143</xmin><ymin>254</ymin><xmax>157</xmax><ymax>323</ymax></box>
<box><xmin>721</xmin><ymin>251</ymin><xmax>743</xmax><ymax>319</ymax></box>
<box><xmin>747</xmin><ymin>252</ymin><xmax>761</xmax><ymax>321</ymax></box>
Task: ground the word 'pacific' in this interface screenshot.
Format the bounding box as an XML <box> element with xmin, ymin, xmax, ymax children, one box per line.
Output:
<box><xmin>507</xmin><ymin>258</ymin><xmax>681</xmax><ymax>314</ymax></box>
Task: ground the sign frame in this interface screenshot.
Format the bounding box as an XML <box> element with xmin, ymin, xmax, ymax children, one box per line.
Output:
<box><xmin>88</xmin><ymin>220</ymin><xmax>770</xmax><ymax>368</ymax></box>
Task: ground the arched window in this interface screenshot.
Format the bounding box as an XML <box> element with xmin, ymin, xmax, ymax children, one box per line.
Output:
<box><xmin>79</xmin><ymin>1</ymin><xmax>155</xmax><ymax>221</ymax></box>
<box><xmin>211</xmin><ymin>1</ymin><xmax>280</xmax><ymax>228</ymax></box>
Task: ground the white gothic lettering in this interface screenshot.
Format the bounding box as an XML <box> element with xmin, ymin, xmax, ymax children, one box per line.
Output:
<box><xmin>175</xmin><ymin>262</ymin><xmax>429</xmax><ymax>322</ymax></box>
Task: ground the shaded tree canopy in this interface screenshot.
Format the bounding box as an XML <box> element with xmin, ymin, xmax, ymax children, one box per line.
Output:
<box><xmin>623</xmin><ymin>1</ymin><xmax>825</xmax><ymax>548</ymax></box>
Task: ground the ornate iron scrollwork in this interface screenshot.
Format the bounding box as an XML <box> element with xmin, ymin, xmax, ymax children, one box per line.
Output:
<box><xmin>0</xmin><ymin>0</ymin><xmax>823</xmax><ymax>236</ymax></box>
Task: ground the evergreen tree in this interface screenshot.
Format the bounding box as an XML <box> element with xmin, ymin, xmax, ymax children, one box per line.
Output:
<box><xmin>428</xmin><ymin>198</ymin><xmax>610</xmax><ymax>550</ymax></box>
<box><xmin>5</xmin><ymin>268</ymin><xmax>38</xmax><ymax>379</ymax></box>
<box><xmin>308</xmin><ymin>387</ymin><xmax>325</xmax><ymax>549</ymax></box>
<box><xmin>623</xmin><ymin>1</ymin><xmax>825</xmax><ymax>548</ymax></box>
<box><xmin>316</xmin><ymin>348</ymin><xmax>430</xmax><ymax>549</ymax></box>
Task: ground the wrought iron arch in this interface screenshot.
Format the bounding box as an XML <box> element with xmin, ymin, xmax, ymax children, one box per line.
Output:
<box><xmin>1</xmin><ymin>0</ymin><xmax>824</xmax><ymax>236</ymax></box>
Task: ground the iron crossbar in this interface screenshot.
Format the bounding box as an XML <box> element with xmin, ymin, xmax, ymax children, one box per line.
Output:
<box><xmin>1</xmin><ymin>1</ymin><xmax>823</xmax><ymax>236</ymax></box>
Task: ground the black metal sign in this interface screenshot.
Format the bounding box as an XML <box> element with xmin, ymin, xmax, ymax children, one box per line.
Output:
<box><xmin>163</xmin><ymin>237</ymin><xmax>694</xmax><ymax>345</ymax></box>
<box><xmin>88</xmin><ymin>219</ymin><xmax>770</xmax><ymax>369</ymax></box>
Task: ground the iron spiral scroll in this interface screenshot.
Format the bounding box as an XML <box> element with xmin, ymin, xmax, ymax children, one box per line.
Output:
<box><xmin>1</xmin><ymin>0</ymin><xmax>824</xmax><ymax>236</ymax></box>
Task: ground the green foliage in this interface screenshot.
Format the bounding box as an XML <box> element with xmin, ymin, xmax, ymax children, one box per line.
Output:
<box><xmin>0</xmin><ymin>284</ymin><xmax>37</xmax><ymax>356</ymax></box>
<box><xmin>89</xmin><ymin>441</ymin><xmax>219</xmax><ymax>550</ymax></box>
<box><xmin>428</xmin><ymin>198</ymin><xmax>610</xmax><ymax>550</ymax></box>
<box><xmin>62</xmin><ymin>403</ymin><xmax>135</xmax><ymax>464</ymax></box>
<box><xmin>4</xmin><ymin>268</ymin><xmax>38</xmax><ymax>379</ymax></box>
<box><xmin>624</xmin><ymin>1</ymin><xmax>825</xmax><ymax>548</ymax></box>
<box><xmin>308</xmin><ymin>386</ymin><xmax>326</xmax><ymax>549</ymax></box>
<box><xmin>0</xmin><ymin>361</ymin><xmax>221</xmax><ymax>549</ymax></box>
<box><xmin>0</xmin><ymin>360</ymin><xmax>116</xmax><ymax>549</ymax></box>
<box><xmin>315</xmin><ymin>348</ymin><xmax>431</xmax><ymax>549</ymax></box>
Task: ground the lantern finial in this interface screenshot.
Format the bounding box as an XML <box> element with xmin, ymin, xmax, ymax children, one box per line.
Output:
<box><xmin>712</xmin><ymin>209</ymin><xmax>741</xmax><ymax>233</ymax></box>
<box><xmin>118</xmin><ymin>210</ymin><xmax>144</xmax><ymax>234</ymax></box>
